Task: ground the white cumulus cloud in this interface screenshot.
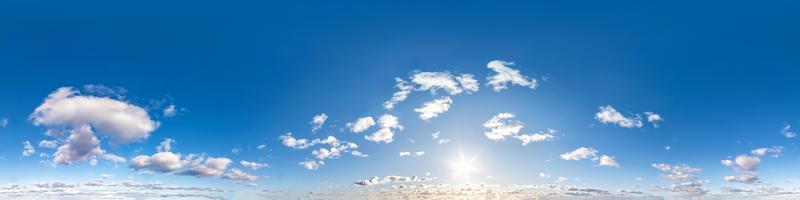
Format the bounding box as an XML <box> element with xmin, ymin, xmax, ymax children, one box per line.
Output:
<box><xmin>486</xmin><ymin>60</ymin><xmax>537</xmax><ymax>92</ymax></box>
<box><xmin>414</xmin><ymin>96</ymin><xmax>453</xmax><ymax>121</ymax></box>
<box><xmin>310</xmin><ymin>113</ymin><xmax>328</xmax><ymax>133</ymax></box>
<box><xmin>30</xmin><ymin>87</ymin><xmax>158</xmax><ymax>165</ymax></box>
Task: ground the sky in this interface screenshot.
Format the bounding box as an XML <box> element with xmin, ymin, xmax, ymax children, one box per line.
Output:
<box><xmin>1</xmin><ymin>0</ymin><xmax>800</xmax><ymax>199</ymax></box>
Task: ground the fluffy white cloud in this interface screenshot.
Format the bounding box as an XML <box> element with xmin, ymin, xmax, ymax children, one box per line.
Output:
<box><xmin>130</xmin><ymin>151</ymin><xmax>184</xmax><ymax>173</ymax></box>
<box><xmin>560</xmin><ymin>147</ymin><xmax>599</xmax><ymax>161</ymax></box>
<box><xmin>278</xmin><ymin>133</ymin><xmax>312</xmax><ymax>149</ymax></box>
<box><xmin>457</xmin><ymin>74</ymin><xmax>479</xmax><ymax>94</ymax></box>
<box><xmin>30</xmin><ymin>87</ymin><xmax>158</xmax><ymax>165</ymax></box>
<box><xmin>38</xmin><ymin>140</ymin><xmax>58</xmax><ymax>149</ymax></box>
<box><xmin>486</xmin><ymin>60</ymin><xmax>537</xmax><ymax>92</ymax></box>
<box><xmin>598</xmin><ymin>155</ymin><xmax>620</xmax><ymax>168</ymax></box>
<box><xmin>780</xmin><ymin>124</ymin><xmax>797</xmax><ymax>138</ymax></box>
<box><xmin>240</xmin><ymin>160</ymin><xmax>268</xmax><ymax>170</ymax></box>
<box><xmin>223</xmin><ymin>168</ymin><xmax>258</xmax><ymax>181</ymax></box>
<box><xmin>310</xmin><ymin>113</ymin><xmax>328</xmax><ymax>133</ymax></box>
<box><xmin>595</xmin><ymin>105</ymin><xmax>643</xmax><ymax>128</ymax></box>
<box><xmin>257</xmin><ymin>144</ymin><xmax>267</xmax><ymax>150</ymax></box>
<box><xmin>414</xmin><ymin>96</ymin><xmax>453</xmax><ymax>121</ymax></box>
<box><xmin>411</xmin><ymin>71</ymin><xmax>464</xmax><ymax>95</ymax></box>
<box><xmin>181</xmin><ymin>157</ymin><xmax>232</xmax><ymax>177</ymax></box>
<box><xmin>515</xmin><ymin>129</ymin><xmax>556</xmax><ymax>146</ymax></box>
<box><xmin>383</xmin><ymin>78</ymin><xmax>413</xmax><ymax>110</ymax></box>
<box><xmin>383</xmin><ymin>71</ymin><xmax>478</xmax><ymax>111</ymax></box>
<box><xmin>22</xmin><ymin>141</ymin><xmax>35</xmax><ymax>157</ymax></box>
<box><xmin>431</xmin><ymin>131</ymin><xmax>451</xmax><ymax>144</ymax></box>
<box><xmin>347</xmin><ymin>117</ymin><xmax>375</xmax><ymax>133</ymax></box>
<box><xmin>365</xmin><ymin>114</ymin><xmax>403</xmax><ymax>143</ymax></box>
<box><xmin>483</xmin><ymin>113</ymin><xmax>523</xmax><ymax>141</ymax></box>
<box><xmin>299</xmin><ymin>160</ymin><xmax>323</xmax><ymax>170</ymax></box>
<box><xmin>644</xmin><ymin>112</ymin><xmax>663</xmax><ymax>127</ymax></box>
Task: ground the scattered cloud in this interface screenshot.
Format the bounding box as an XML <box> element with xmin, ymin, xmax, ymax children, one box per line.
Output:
<box><xmin>156</xmin><ymin>138</ymin><xmax>175</xmax><ymax>152</ymax></box>
<box><xmin>486</xmin><ymin>60</ymin><xmax>538</xmax><ymax>92</ymax></box>
<box><xmin>780</xmin><ymin>124</ymin><xmax>797</xmax><ymax>138</ymax></box>
<box><xmin>257</xmin><ymin>144</ymin><xmax>267</xmax><ymax>150</ymax></box>
<box><xmin>398</xmin><ymin>151</ymin><xmax>425</xmax><ymax>157</ymax></box>
<box><xmin>310</xmin><ymin>113</ymin><xmax>328</xmax><ymax>133</ymax></box>
<box><xmin>651</xmin><ymin>163</ymin><xmax>709</xmax><ymax>197</ymax></box>
<box><xmin>163</xmin><ymin>104</ymin><xmax>177</xmax><ymax>117</ymax></box>
<box><xmin>720</xmin><ymin>146</ymin><xmax>782</xmax><ymax>184</ymax></box>
<box><xmin>0</xmin><ymin>118</ymin><xmax>7</xmax><ymax>127</ymax></box>
<box><xmin>383</xmin><ymin>78</ymin><xmax>413</xmax><ymax>110</ymax></box>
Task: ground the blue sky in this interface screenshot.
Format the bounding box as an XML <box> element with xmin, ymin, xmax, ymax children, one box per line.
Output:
<box><xmin>1</xmin><ymin>1</ymin><xmax>800</xmax><ymax>199</ymax></box>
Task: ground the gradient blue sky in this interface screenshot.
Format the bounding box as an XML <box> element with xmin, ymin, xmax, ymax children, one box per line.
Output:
<box><xmin>1</xmin><ymin>1</ymin><xmax>799</xmax><ymax>199</ymax></box>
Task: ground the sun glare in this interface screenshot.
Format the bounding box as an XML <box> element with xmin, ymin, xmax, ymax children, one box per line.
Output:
<box><xmin>450</xmin><ymin>150</ymin><xmax>478</xmax><ymax>182</ymax></box>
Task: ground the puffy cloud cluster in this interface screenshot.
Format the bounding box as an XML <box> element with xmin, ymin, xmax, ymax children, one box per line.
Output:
<box><xmin>364</xmin><ymin>114</ymin><xmax>403</xmax><ymax>143</ymax></box>
<box><xmin>310</xmin><ymin>113</ymin><xmax>328</xmax><ymax>133</ymax></box>
<box><xmin>651</xmin><ymin>163</ymin><xmax>709</xmax><ymax>197</ymax></box>
<box><xmin>595</xmin><ymin>105</ymin><xmax>662</xmax><ymax>129</ymax></box>
<box><xmin>129</xmin><ymin>138</ymin><xmax>253</xmax><ymax>182</ymax></box>
<box><xmin>30</xmin><ymin>87</ymin><xmax>158</xmax><ymax>165</ymax></box>
<box><xmin>347</xmin><ymin>116</ymin><xmax>375</xmax><ymax>133</ymax></box>
<box><xmin>486</xmin><ymin>60</ymin><xmax>538</xmax><ymax>92</ymax></box>
<box><xmin>483</xmin><ymin>113</ymin><xmax>556</xmax><ymax>146</ymax></box>
<box><xmin>410</xmin><ymin>71</ymin><xmax>478</xmax><ymax>96</ymax></box>
<box><xmin>354</xmin><ymin>175</ymin><xmax>435</xmax><ymax>187</ymax></box>
<box><xmin>720</xmin><ymin>146</ymin><xmax>782</xmax><ymax>184</ymax></box>
<box><xmin>560</xmin><ymin>147</ymin><xmax>619</xmax><ymax>168</ymax></box>
<box><xmin>383</xmin><ymin>71</ymin><xmax>478</xmax><ymax>121</ymax></box>
<box><xmin>279</xmin><ymin>134</ymin><xmax>366</xmax><ymax>170</ymax></box>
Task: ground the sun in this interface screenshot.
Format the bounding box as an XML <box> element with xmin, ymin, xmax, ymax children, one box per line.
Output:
<box><xmin>449</xmin><ymin>150</ymin><xmax>478</xmax><ymax>182</ymax></box>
